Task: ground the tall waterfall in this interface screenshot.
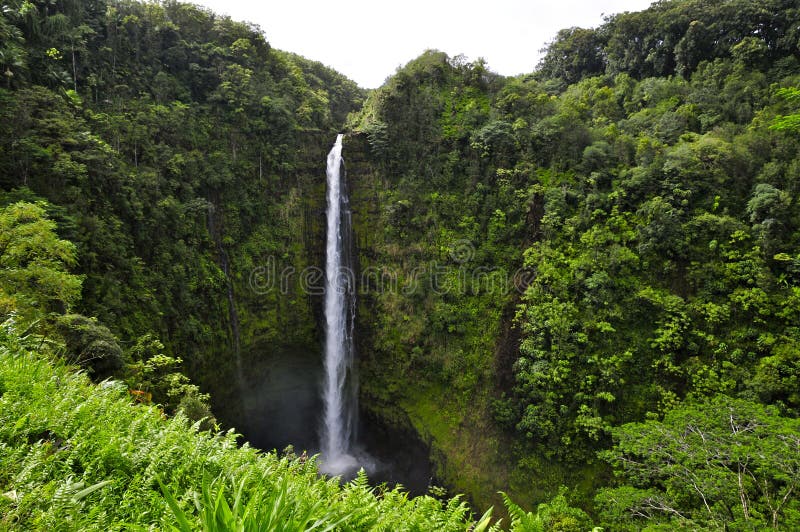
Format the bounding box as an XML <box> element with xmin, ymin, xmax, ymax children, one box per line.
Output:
<box><xmin>320</xmin><ymin>134</ymin><xmax>359</xmax><ymax>475</ymax></box>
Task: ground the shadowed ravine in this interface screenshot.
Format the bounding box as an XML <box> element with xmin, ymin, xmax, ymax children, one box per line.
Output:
<box><xmin>233</xmin><ymin>342</ymin><xmax>434</xmax><ymax>495</ymax></box>
<box><xmin>225</xmin><ymin>134</ymin><xmax>434</xmax><ymax>493</ymax></box>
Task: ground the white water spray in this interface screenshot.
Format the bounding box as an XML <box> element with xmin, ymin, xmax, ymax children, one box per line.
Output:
<box><xmin>320</xmin><ymin>134</ymin><xmax>359</xmax><ymax>476</ymax></box>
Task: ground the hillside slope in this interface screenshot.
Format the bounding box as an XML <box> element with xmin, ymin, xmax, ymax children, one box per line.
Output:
<box><xmin>0</xmin><ymin>321</ymin><xmax>494</xmax><ymax>530</ymax></box>
<box><xmin>0</xmin><ymin>0</ymin><xmax>364</xmax><ymax>438</ymax></box>
<box><xmin>346</xmin><ymin>0</ymin><xmax>800</xmax><ymax>522</ymax></box>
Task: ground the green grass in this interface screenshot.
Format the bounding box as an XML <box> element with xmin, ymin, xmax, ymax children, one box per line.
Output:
<box><xmin>0</xmin><ymin>321</ymin><xmax>493</xmax><ymax>531</ymax></box>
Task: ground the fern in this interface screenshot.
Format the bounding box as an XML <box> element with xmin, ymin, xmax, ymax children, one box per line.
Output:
<box><xmin>0</xmin><ymin>322</ymin><xmax>488</xmax><ymax>530</ymax></box>
<box><xmin>500</xmin><ymin>491</ymin><xmax>545</xmax><ymax>532</ymax></box>
<box><xmin>157</xmin><ymin>477</ymin><xmax>194</xmax><ymax>532</ymax></box>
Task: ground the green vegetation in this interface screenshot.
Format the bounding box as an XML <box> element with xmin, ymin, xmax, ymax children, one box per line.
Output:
<box><xmin>0</xmin><ymin>201</ymin><xmax>81</xmax><ymax>323</ymax></box>
<box><xmin>0</xmin><ymin>319</ymin><xmax>496</xmax><ymax>530</ymax></box>
<box><xmin>0</xmin><ymin>202</ymin><xmax>556</xmax><ymax>530</ymax></box>
<box><xmin>2</xmin><ymin>0</ymin><xmax>800</xmax><ymax>529</ymax></box>
<box><xmin>0</xmin><ymin>0</ymin><xmax>364</xmax><ymax>427</ymax></box>
<box><xmin>598</xmin><ymin>396</ymin><xmax>800</xmax><ymax>529</ymax></box>
<box><xmin>346</xmin><ymin>0</ymin><xmax>800</xmax><ymax>526</ymax></box>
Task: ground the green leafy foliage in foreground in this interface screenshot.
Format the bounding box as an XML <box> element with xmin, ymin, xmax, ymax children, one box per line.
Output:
<box><xmin>0</xmin><ymin>322</ymin><xmax>491</xmax><ymax>531</ymax></box>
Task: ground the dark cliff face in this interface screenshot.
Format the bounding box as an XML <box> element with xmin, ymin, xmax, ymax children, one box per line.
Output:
<box><xmin>337</xmin><ymin>131</ymin><xmax>438</xmax><ymax>494</ymax></box>
<box><xmin>216</xmin><ymin>133</ymin><xmax>437</xmax><ymax>492</ymax></box>
<box><xmin>340</xmin><ymin>132</ymin><xmax>394</xmax><ymax>408</ymax></box>
<box><xmin>340</xmin><ymin>132</ymin><xmax>379</xmax><ymax>354</ymax></box>
<box><xmin>207</xmin><ymin>132</ymin><xmax>331</xmax><ymax>449</ymax></box>
<box><xmin>343</xmin><ymin>130</ymin><xmax>518</xmax><ymax>510</ymax></box>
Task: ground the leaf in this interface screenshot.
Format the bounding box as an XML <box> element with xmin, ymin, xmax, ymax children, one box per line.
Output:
<box><xmin>13</xmin><ymin>414</ymin><xmax>28</xmax><ymax>433</ymax></box>
<box><xmin>70</xmin><ymin>479</ymin><xmax>112</xmax><ymax>503</ymax></box>
<box><xmin>472</xmin><ymin>506</ymin><xmax>496</xmax><ymax>532</ymax></box>
<box><xmin>157</xmin><ymin>477</ymin><xmax>194</xmax><ymax>532</ymax></box>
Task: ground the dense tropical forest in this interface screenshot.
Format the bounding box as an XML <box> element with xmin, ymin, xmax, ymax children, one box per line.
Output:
<box><xmin>1</xmin><ymin>0</ymin><xmax>800</xmax><ymax>529</ymax></box>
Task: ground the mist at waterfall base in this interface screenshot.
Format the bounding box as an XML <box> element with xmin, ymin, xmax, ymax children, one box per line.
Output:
<box><xmin>234</xmin><ymin>347</ymin><xmax>433</xmax><ymax>493</ymax></box>
<box><xmin>226</xmin><ymin>135</ymin><xmax>433</xmax><ymax>494</ymax></box>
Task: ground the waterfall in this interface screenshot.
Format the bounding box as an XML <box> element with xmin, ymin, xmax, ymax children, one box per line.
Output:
<box><xmin>320</xmin><ymin>134</ymin><xmax>359</xmax><ymax>475</ymax></box>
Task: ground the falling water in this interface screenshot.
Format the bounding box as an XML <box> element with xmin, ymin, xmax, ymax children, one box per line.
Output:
<box><xmin>320</xmin><ymin>134</ymin><xmax>359</xmax><ymax>476</ymax></box>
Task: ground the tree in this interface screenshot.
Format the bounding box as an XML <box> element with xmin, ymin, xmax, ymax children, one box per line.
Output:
<box><xmin>771</xmin><ymin>87</ymin><xmax>800</xmax><ymax>133</ymax></box>
<box><xmin>598</xmin><ymin>396</ymin><xmax>800</xmax><ymax>530</ymax></box>
<box><xmin>501</xmin><ymin>489</ymin><xmax>593</xmax><ymax>532</ymax></box>
<box><xmin>126</xmin><ymin>333</ymin><xmax>216</xmax><ymax>429</ymax></box>
<box><xmin>536</xmin><ymin>27</ymin><xmax>607</xmax><ymax>85</ymax></box>
<box><xmin>0</xmin><ymin>2</ymin><xmax>28</xmax><ymax>87</ymax></box>
<box><xmin>55</xmin><ymin>312</ymin><xmax>123</xmax><ymax>379</ymax></box>
<box><xmin>0</xmin><ymin>201</ymin><xmax>82</xmax><ymax>323</ymax></box>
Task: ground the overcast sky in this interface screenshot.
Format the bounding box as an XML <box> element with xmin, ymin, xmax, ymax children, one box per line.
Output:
<box><xmin>192</xmin><ymin>0</ymin><xmax>655</xmax><ymax>88</ymax></box>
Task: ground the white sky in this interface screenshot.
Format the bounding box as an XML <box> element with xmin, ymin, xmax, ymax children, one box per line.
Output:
<box><xmin>192</xmin><ymin>0</ymin><xmax>655</xmax><ymax>88</ymax></box>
